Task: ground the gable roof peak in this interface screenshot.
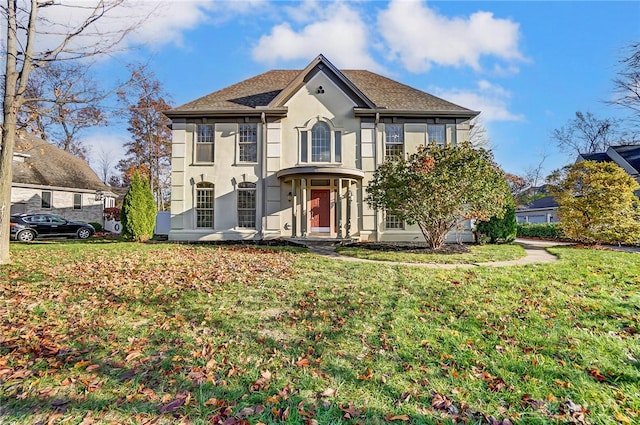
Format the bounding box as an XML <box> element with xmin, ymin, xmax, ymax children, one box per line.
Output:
<box><xmin>267</xmin><ymin>54</ymin><xmax>377</xmax><ymax>109</ymax></box>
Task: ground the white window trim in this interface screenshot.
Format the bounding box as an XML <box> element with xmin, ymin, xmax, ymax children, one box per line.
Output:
<box><xmin>297</xmin><ymin>118</ymin><xmax>343</xmax><ymax>165</ymax></box>
<box><xmin>194</xmin><ymin>182</ymin><xmax>215</xmax><ymax>229</ymax></box>
<box><xmin>237</xmin><ymin>123</ymin><xmax>259</xmax><ymax>164</ymax></box>
<box><xmin>236</xmin><ymin>182</ymin><xmax>257</xmax><ymax>229</ymax></box>
<box><xmin>194</xmin><ymin>124</ymin><xmax>215</xmax><ymax>164</ymax></box>
<box><xmin>384</xmin><ymin>123</ymin><xmax>404</xmax><ymax>159</ymax></box>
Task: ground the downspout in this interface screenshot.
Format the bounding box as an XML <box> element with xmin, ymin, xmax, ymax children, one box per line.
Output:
<box><xmin>260</xmin><ymin>112</ymin><xmax>267</xmax><ymax>240</ymax></box>
<box><xmin>374</xmin><ymin>112</ymin><xmax>380</xmax><ymax>242</ymax></box>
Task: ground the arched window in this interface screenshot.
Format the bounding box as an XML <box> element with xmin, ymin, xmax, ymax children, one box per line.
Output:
<box><xmin>195</xmin><ymin>182</ymin><xmax>214</xmax><ymax>228</ymax></box>
<box><xmin>311</xmin><ymin>122</ymin><xmax>331</xmax><ymax>162</ymax></box>
<box><xmin>237</xmin><ymin>182</ymin><xmax>256</xmax><ymax>229</ymax></box>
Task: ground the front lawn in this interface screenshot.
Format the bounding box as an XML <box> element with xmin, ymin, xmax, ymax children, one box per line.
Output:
<box><xmin>336</xmin><ymin>243</ymin><xmax>526</xmax><ymax>263</ymax></box>
<box><xmin>1</xmin><ymin>241</ymin><xmax>638</xmax><ymax>424</ymax></box>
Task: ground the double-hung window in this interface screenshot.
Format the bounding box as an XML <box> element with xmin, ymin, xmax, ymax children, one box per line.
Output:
<box><xmin>238</xmin><ymin>124</ymin><xmax>257</xmax><ymax>162</ymax></box>
<box><xmin>196</xmin><ymin>124</ymin><xmax>215</xmax><ymax>163</ymax></box>
<box><xmin>41</xmin><ymin>191</ymin><xmax>52</xmax><ymax>209</ymax></box>
<box><xmin>73</xmin><ymin>194</ymin><xmax>82</xmax><ymax>210</ymax></box>
<box><xmin>428</xmin><ymin>124</ymin><xmax>446</xmax><ymax>146</ymax></box>
<box><xmin>300</xmin><ymin>121</ymin><xmax>342</xmax><ymax>163</ymax></box>
<box><xmin>237</xmin><ymin>182</ymin><xmax>256</xmax><ymax>229</ymax></box>
<box><xmin>385</xmin><ymin>124</ymin><xmax>404</xmax><ymax>158</ymax></box>
<box><xmin>195</xmin><ymin>182</ymin><xmax>214</xmax><ymax>228</ymax></box>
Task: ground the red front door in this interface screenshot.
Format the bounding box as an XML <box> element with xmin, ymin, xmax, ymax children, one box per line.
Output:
<box><xmin>310</xmin><ymin>189</ymin><xmax>330</xmax><ymax>233</ymax></box>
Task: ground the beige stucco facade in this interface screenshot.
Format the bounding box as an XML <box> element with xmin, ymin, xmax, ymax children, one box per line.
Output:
<box><xmin>167</xmin><ymin>56</ymin><xmax>477</xmax><ymax>243</ymax></box>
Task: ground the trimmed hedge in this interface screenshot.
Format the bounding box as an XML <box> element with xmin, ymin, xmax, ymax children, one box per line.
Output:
<box><xmin>516</xmin><ymin>223</ymin><xmax>564</xmax><ymax>239</ymax></box>
<box><xmin>89</xmin><ymin>222</ymin><xmax>103</xmax><ymax>232</ymax></box>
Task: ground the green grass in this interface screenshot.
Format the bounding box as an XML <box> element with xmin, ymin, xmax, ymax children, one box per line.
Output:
<box><xmin>336</xmin><ymin>243</ymin><xmax>526</xmax><ymax>263</ymax></box>
<box><xmin>1</xmin><ymin>241</ymin><xmax>638</xmax><ymax>424</ymax></box>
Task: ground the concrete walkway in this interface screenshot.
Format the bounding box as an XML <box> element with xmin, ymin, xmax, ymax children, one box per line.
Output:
<box><xmin>306</xmin><ymin>238</ymin><xmax>574</xmax><ymax>269</ymax></box>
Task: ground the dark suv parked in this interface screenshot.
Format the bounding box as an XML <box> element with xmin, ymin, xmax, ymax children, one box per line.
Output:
<box><xmin>10</xmin><ymin>213</ymin><xmax>95</xmax><ymax>241</ymax></box>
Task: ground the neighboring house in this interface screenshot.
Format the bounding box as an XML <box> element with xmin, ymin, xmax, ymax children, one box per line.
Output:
<box><xmin>516</xmin><ymin>196</ymin><xmax>559</xmax><ymax>223</ymax></box>
<box><xmin>11</xmin><ymin>132</ymin><xmax>116</xmax><ymax>225</ymax></box>
<box><xmin>164</xmin><ymin>55</ymin><xmax>478</xmax><ymax>243</ymax></box>
<box><xmin>578</xmin><ymin>145</ymin><xmax>640</xmax><ymax>181</ymax></box>
<box><xmin>516</xmin><ymin>145</ymin><xmax>640</xmax><ymax>224</ymax></box>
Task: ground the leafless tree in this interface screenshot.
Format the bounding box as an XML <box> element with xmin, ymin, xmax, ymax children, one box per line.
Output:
<box><xmin>18</xmin><ymin>62</ymin><xmax>108</xmax><ymax>160</ymax></box>
<box><xmin>551</xmin><ymin>111</ymin><xmax>623</xmax><ymax>156</ymax></box>
<box><xmin>468</xmin><ymin>117</ymin><xmax>493</xmax><ymax>150</ymax></box>
<box><xmin>1</xmin><ymin>0</ymin><xmax>142</xmax><ymax>264</ymax></box>
<box><xmin>94</xmin><ymin>145</ymin><xmax>117</xmax><ymax>184</ymax></box>
<box><xmin>609</xmin><ymin>42</ymin><xmax>640</xmax><ymax>141</ymax></box>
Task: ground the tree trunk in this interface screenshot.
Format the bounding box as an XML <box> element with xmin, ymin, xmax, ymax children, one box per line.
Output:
<box><xmin>1</xmin><ymin>1</ymin><xmax>20</xmax><ymax>265</ymax></box>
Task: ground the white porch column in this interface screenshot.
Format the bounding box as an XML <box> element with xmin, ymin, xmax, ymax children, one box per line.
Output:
<box><xmin>301</xmin><ymin>178</ymin><xmax>308</xmax><ymax>237</ymax></box>
<box><xmin>345</xmin><ymin>179</ymin><xmax>352</xmax><ymax>238</ymax></box>
<box><xmin>291</xmin><ymin>179</ymin><xmax>298</xmax><ymax>238</ymax></box>
<box><xmin>337</xmin><ymin>178</ymin><xmax>343</xmax><ymax>238</ymax></box>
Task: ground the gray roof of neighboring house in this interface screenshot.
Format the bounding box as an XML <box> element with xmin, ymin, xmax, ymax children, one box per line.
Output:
<box><xmin>579</xmin><ymin>152</ymin><xmax>612</xmax><ymax>163</ymax></box>
<box><xmin>167</xmin><ymin>57</ymin><xmax>477</xmax><ymax>116</ymax></box>
<box><xmin>527</xmin><ymin>196</ymin><xmax>558</xmax><ymax>209</ymax></box>
<box><xmin>12</xmin><ymin>133</ymin><xmax>110</xmax><ymax>192</ymax></box>
<box><xmin>611</xmin><ymin>145</ymin><xmax>640</xmax><ymax>172</ymax></box>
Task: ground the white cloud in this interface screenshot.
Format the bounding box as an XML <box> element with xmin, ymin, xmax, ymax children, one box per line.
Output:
<box><xmin>434</xmin><ymin>80</ymin><xmax>524</xmax><ymax>123</ymax></box>
<box><xmin>251</xmin><ymin>2</ymin><xmax>380</xmax><ymax>70</ymax></box>
<box><xmin>378</xmin><ymin>0</ymin><xmax>526</xmax><ymax>73</ymax></box>
<box><xmin>2</xmin><ymin>1</ymin><xmax>261</xmax><ymax>59</ymax></box>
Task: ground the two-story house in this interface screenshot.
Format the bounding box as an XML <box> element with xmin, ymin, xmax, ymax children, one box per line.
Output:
<box><xmin>164</xmin><ymin>55</ymin><xmax>479</xmax><ymax>243</ymax></box>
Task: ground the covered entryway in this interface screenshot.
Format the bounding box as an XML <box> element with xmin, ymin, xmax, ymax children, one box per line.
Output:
<box><xmin>276</xmin><ymin>166</ymin><xmax>365</xmax><ymax>239</ymax></box>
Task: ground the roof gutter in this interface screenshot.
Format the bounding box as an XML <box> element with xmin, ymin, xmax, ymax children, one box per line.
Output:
<box><xmin>164</xmin><ymin>108</ymin><xmax>288</xmax><ymax>119</ymax></box>
<box><xmin>353</xmin><ymin>108</ymin><xmax>480</xmax><ymax>118</ymax></box>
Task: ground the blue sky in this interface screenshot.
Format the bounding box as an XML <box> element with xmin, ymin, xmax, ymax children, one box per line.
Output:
<box><xmin>78</xmin><ymin>0</ymin><xmax>639</xmax><ymax>179</ymax></box>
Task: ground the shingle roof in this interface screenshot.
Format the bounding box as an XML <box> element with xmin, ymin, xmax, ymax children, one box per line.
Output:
<box><xmin>527</xmin><ymin>196</ymin><xmax>558</xmax><ymax>209</ymax></box>
<box><xmin>580</xmin><ymin>152</ymin><xmax>612</xmax><ymax>163</ymax></box>
<box><xmin>611</xmin><ymin>145</ymin><xmax>640</xmax><ymax>173</ymax></box>
<box><xmin>167</xmin><ymin>67</ymin><xmax>475</xmax><ymax>115</ymax></box>
<box><xmin>12</xmin><ymin>133</ymin><xmax>110</xmax><ymax>192</ymax></box>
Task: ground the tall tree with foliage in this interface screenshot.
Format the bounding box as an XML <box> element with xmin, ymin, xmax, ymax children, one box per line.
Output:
<box><xmin>549</xmin><ymin>161</ymin><xmax>640</xmax><ymax>245</ymax></box>
<box><xmin>0</xmin><ymin>0</ymin><xmax>138</xmax><ymax>265</ymax></box>
<box><xmin>366</xmin><ymin>142</ymin><xmax>511</xmax><ymax>249</ymax></box>
<box><xmin>117</xmin><ymin>65</ymin><xmax>172</xmax><ymax>210</ymax></box>
<box><xmin>120</xmin><ymin>172</ymin><xmax>157</xmax><ymax>242</ymax></box>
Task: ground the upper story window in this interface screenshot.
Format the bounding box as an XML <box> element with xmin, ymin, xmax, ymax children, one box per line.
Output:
<box><xmin>73</xmin><ymin>194</ymin><xmax>82</xmax><ymax>210</ymax></box>
<box><xmin>238</xmin><ymin>124</ymin><xmax>257</xmax><ymax>163</ymax></box>
<box><xmin>428</xmin><ymin>124</ymin><xmax>445</xmax><ymax>146</ymax></box>
<box><xmin>41</xmin><ymin>191</ymin><xmax>52</xmax><ymax>209</ymax></box>
<box><xmin>195</xmin><ymin>182</ymin><xmax>214</xmax><ymax>228</ymax></box>
<box><xmin>299</xmin><ymin>120</ymin><xmax>342</xmax><ymax>164</ymax></box>
<box><xmin>385</xmin><ymin>124</ymin><xmax>404</xmax><ymax>158</ymax></box>
<box><xmin>311</xmin><ymin>122</ymin><xmax>331</xmax><ymax>162</ymax></box>
<box><xmin>237</xmin><ymin>182</ymin><xmax>256</xmax><ymax>229</ymax></box>
<box><xmin>195</xmin><ymin>124</ymin><xmax>215</xmax><ymax>163</ymax></box>
<box><xmin>428</xmin><ymin>123</ymin><xmax>457</xmax><ymax>146</ymax></box>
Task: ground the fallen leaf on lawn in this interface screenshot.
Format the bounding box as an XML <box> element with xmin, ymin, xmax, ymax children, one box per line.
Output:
<box><xmin>340</xmin><ymin>402</ymin><xmax>363</xmax><ymax>419</ymax></box>
<box><xmin>86</xmin><ymin>364</ymin><xmax>101</xmax><ymax>372</ymax></box>
<box><xmin>159</xmin><ymin>396</ymin><xmax>185</xmax><ymax>414</ymax></box>
<box><xmin>384</xmin><ymin>414</ymin><xmax>410</xmax><ymax>421</ymax></box>
<box><xmin>296</xmin><ymin>358</ymin><xmax>310</xmax><ymax>367</ymax></box>
<box><xmin>319</xmin><ymin>388</ymin><xmax>336</xmax><ymax>398</ymax></box>
<box><xmin>358</xmin><ymin>367</ymin><xmax>373</xmax><ymax>380</ymax></box>
<box><xmin>615</xmin><ymin>412</ymin><xmax>632</xmax><ymax>424</ymax></box>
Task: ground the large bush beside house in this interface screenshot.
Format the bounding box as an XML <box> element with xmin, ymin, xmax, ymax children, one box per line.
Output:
<box><xmin>549</xmin><ymin>161</ymin><xmax>640</xmax><ymax>245</ymax></box>
<box><xmin>475</xmin><ymin>203</ymin><xmax>517</xmax><ymax>244</ymax></box>
<box><xmin>120</xmin><ymin>172</ymin><xmax>157</xmax><ymax>241</ymax></box>
<box><xmin>366</xmin><ymin>142</ymin><xmax>511</xmax><ymax>249</ymax></box>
